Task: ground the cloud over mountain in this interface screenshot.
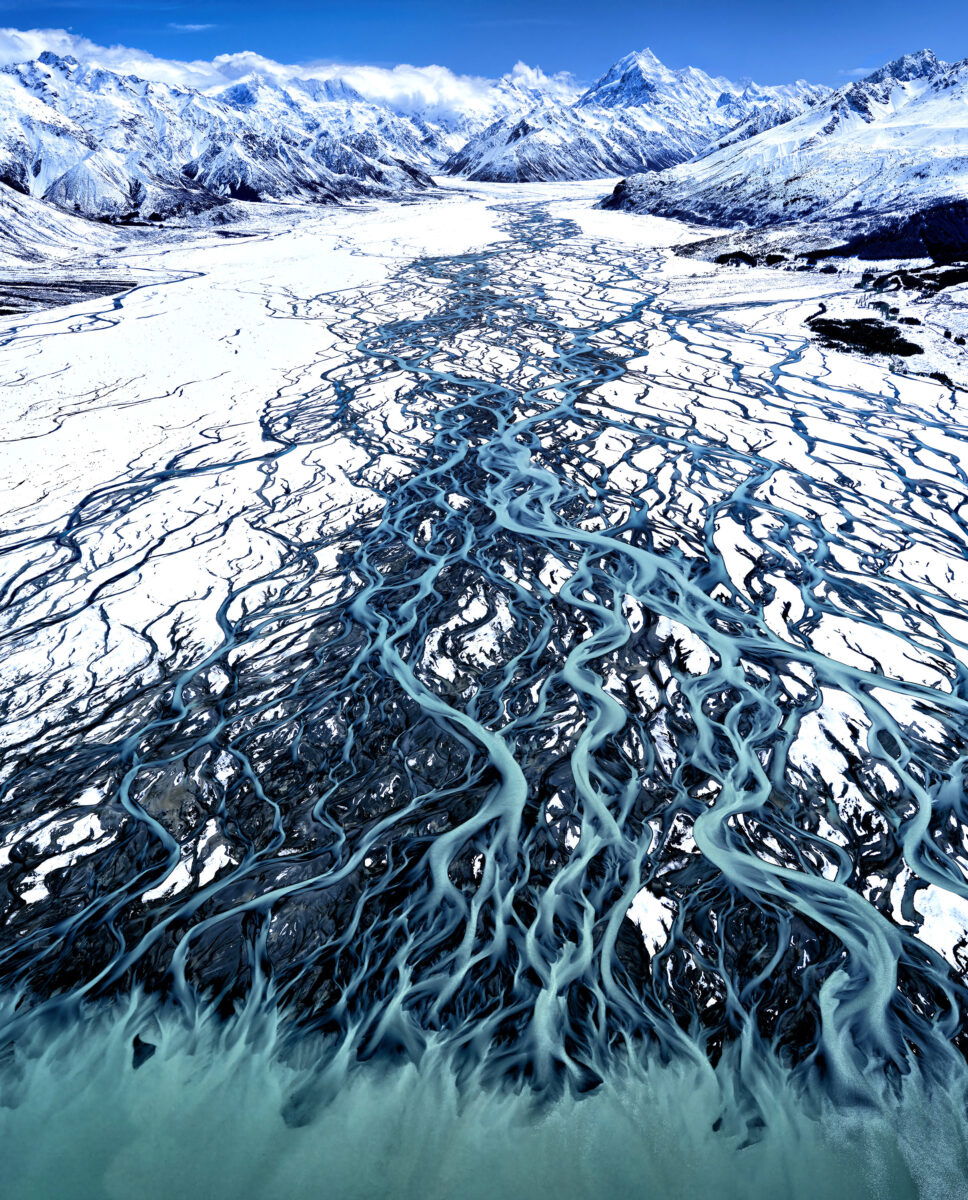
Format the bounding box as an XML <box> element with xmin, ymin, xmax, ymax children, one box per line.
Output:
<box><xmin>0</xmin><ymin>27</ymin><xmax>575</xmax><ymax>124</ymax></box>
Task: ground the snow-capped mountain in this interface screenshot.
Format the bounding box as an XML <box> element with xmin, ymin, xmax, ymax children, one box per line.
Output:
<box><xmin>602</xmin><ymin>50</ymin><xmax>968</xmax><ymax>237</ymax></box>
<box><xmin>576</xmin><ymin>48</ymin><xmax>820</xmax><ymax>117</ymax></box>
<box><xmin>0</xmin><ymin>163</ymin><xmax>120</xmax><ymax>261</ymax></box>
<box><xmin>381</xmin><ymin>63</ymin><xmax>583</xmax><ymax>153</ymax></box>
<box><xmin>444</xmin><ymin>50</ymin><xmax>826</xmax><ymax>182</ymax></box>
<box><xmin>0</xmin><ymin>49</ymin><xmax>592</xmax><ymax>222</ymax></box>
<box><xmin>209</xmin><ymin>72</ymin><xmax>455</xmax><ymax>169</ymax></box>
<box><xmin>0</xmin><ymin>52</ymin><xmax>440</xmax><ymax>220</ymax></box>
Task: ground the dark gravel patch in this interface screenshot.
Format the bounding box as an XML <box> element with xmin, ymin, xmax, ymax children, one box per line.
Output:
<box><xmin>0</xmin><ymin>277</ymin><xmax>136</xmax><ymax>315</ymax></box>
<box><xmin>807</xmin><ymin>316</ymin><xmax>923</xmax><ymax>357</ymax></box>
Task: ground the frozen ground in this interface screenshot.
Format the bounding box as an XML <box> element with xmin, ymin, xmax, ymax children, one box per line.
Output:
<box><xmin>4</xmin><ymin>176</ymin><xmax>968</xmax><ymax>966</ymax></box>
<box><xmin>1</xmin><ymin>187</ymin><xmax>507</xmax><ymax>739</ymax></box>
<box><xmin>2</xmin><ymin>182</ymin><xmax>968</xmax><ymax>1195</ymax></box>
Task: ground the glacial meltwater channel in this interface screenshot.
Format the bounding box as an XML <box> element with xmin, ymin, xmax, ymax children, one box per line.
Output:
<box><xmin>2</xmin><ymin>199</ymin><xmax>968</xmax><ymax>1197</ymax></box>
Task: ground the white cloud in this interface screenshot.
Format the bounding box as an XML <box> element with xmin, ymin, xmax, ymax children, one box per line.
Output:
<box><xmin>0</xmin><ymin>27</ymin><xmax>219</xmax><ymax>87</ymax></box>
<box><xmin>168</xmin><ymin>24</ymin><xmax>218</xmax><ymax>33</ymax></box>
<box><xmin>313</xmin><ymin>61</ymin><xmax>501</xmax><ymax>122</ymax></box>
<box><xmin>0</xmin><ymin>26</ymin><xmax>579</xmax><ymax>121</ymax></box>
<box><xmin>506</xmin><ymin>60</ymin><xmax>581</xmax><ymax>103</ymax></box>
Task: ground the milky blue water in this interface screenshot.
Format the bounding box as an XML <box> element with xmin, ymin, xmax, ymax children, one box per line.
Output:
<box><xmin>2</xmin><ymin>202</ymin><xmax>968</xmax><ymax>1196</ymax></box>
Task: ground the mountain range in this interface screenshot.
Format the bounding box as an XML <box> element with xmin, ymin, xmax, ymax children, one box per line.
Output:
<box><xmin>0</xmin><ymin>39</ymin><xmax>966</xmax><ymax>265</ymax></box>
<box><xmin>0</xmin><ymin>45</ymin><xmax>829</xmax><ymax>224</ymax></box>
<box><xmin>444</xmin><ymin>51</ymin><xmax>827</xmax><ymax>181</ymax></box>
<box><xmin>0</xmin><ymin>52</ymin><xmax>438</xmax><ymax>220</ymax></box>
<box><xmin>602</xmin><ymin>50</ymin><xmax>968</xmax><ymax>258</ymax></box>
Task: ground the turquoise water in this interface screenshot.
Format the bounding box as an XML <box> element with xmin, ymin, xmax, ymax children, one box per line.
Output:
<box><xmin>1</xmin><ymin>1005</ymin><xmax>965</xmax><ymax>1199</ymax></box>
<box><xmin>2</xmin><ymin>202</ymin><xmax>968</xmax><ymax>1195</ymax></box>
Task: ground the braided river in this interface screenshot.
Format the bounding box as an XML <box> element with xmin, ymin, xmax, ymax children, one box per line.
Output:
<box><xmin>2</xmin><ymin>189</ymin><xmax>968</xmax><ymax>1197</ymax></box>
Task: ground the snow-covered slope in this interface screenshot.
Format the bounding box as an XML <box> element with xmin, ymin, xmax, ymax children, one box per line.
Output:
<box><xmin>209</xmin><ymin>73</ymin><xmax>453</xmax><ymax>171</ymax></box>
<box><xmin>602</xmin><ymin>50</ymin><xmax>968</xmax><ymax>238</ymax></box>
<box><xmin>0</xmin><ymin>173</ymin><xmax>119</xmax><ymax>261</ymax></box>
<box><xmin>0</xmin><ymin>48</ymin><xmax>595</xmax><ymax>221</ymax></box>
<box><xmin>0</xmin><ymin>52</ymin><xmax>439</xmax><ymax>220</ymax></box>
<box><xmin>444</xmin><ymin>50</ymin><xmax>826</xmax><ymax>182</ymax></box>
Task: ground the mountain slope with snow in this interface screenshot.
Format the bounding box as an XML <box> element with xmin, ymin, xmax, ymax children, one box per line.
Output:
<box><xmin>0</xmin><ymin>48</ymin><xmax>594</xmax><ymax>222</ymax></box>
<box><xmin>385</xmin><ymin>64</ymin><xmax>583</xmax><ymax>154</ymax></box>
<box><xmin>0</xmin><ymin>52</ymin><xmax>443</xmax><ymax>220</ymax></box>
<box><xmin>602</xmin><ymin>50</ymin><xmax>968</xmax><ymax>248</ymax></box>
<box><xmin>0</xmin><ymin>170</ymin><xmax>120</xmax><ymax>261</ymax></box>
<box><xmin>444</xmin><ymin>50</ymin><xmax>826</xmax><ymax>182</ymax></box>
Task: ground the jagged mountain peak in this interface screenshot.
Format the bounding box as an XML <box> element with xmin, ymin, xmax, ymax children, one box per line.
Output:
<box><xmin>609</xmin><ymin>48</ymin><xmax>672</xmax><ymax>78</ymax></box>
<box><xmin>491</xmin><ymin>63</ymin><xmax>581</xmax><ymax>112</ymax></box>
<box><xmin>222</xmin><ymin>72</ymin><xmax>285</xmax><ymax>92</ymax></box>
<box><xmin>864</xmin><ymin>49</ymin><xmax>946</xmax><ymax>86</ymax></box>
<box><xmin>448</xmin><ymin>47</ymin><xmax>828</xmax><ymax>182</ymax></box>
<box><xmin>291</xmin><ymin>76</ymin><xmax>368</xmax><ymax>105</ymax></box>
<box><xmin>36</xmin><ymin>51</ymin><xmax>79</xmax><ymax>70</ymax></box>
<box><xmin>6</xmin><ymin>52</ymin><xmax>179</xmax><ymax>99</ymax></box>
<box><xmin>578</xmin><ymin>48</ymin><xmax>682</xmax><ymax>107</ymax></box>
<box><xmin>215</xmin><ymin>73</ymin><xmax>297</xmax><ymax>109</ymax></box>
<box><xmin>823</xmin><ymin>48</ymin><xmax>951</xmax><ymax>125</ymax></box>
<box><xmin>575</xmin><ymin>47</ymin><xmax>786</xmax><ymax>113</ymax></box>
<box><xmin>602</xmin><ymin>43</ymin><xmax>968</xmax><ymax>242</ymax></box>
<box><xmin>213</xmin><ymin>72</ymin><xmax>372</xmax><ymax>114</ymax></box>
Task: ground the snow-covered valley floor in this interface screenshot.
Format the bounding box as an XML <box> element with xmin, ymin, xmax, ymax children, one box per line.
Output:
<box><xmin>2</xmin><ymin>181</ymin><xmax>968</xmax><ymax>1198</ymax></box>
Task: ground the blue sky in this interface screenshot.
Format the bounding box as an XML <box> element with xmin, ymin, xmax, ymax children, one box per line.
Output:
<box><xmin>2</xmin><ymin>0</ymin><xmax>966</xmax><ymax>84</ymax></box>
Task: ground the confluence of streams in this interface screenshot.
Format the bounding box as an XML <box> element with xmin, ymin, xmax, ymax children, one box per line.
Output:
<box><xmin>2</xmin><ymin>202</ymin><xmax>968</xmax><ymax>1107</ymax></box>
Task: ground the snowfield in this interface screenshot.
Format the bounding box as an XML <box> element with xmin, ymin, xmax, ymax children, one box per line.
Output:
<box><xmin>3</xmin><ymin>180</ymin><xmax>968</xmax><ymax>971</ymax></box>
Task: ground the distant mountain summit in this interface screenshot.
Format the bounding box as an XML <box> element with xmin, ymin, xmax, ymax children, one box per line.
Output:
<box><xmin>576</xmin><ymin>49</ymin><xmax>685</xmax><ymax>108</ymax></box>
<box><xmin>6</xmin><ymin>38</ymin><xmax>963</xmax><ymax>245</ymax></box>
<box><xmin>601</xmin><ymin>48</ymin><xmax>968</xmax><ymax>256</ymax></box>
<box><xmin>0</xmin><ymin>48</ymin><xmax>588</xmax><ymax>221</ymax></box>
<box><xmin>0</xmin><ymin>51</ymin><xmax>443</xmax><ymax>219</ymax></box>
<box><xmin>864</xmin><ymin>48</ymin><xmax>944</xmax><ymax>85</ymax></box>
<box><xmin>443</xmin><ymin>48</ymin><xmax>827</xmax><ymax>182</ymax></box>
